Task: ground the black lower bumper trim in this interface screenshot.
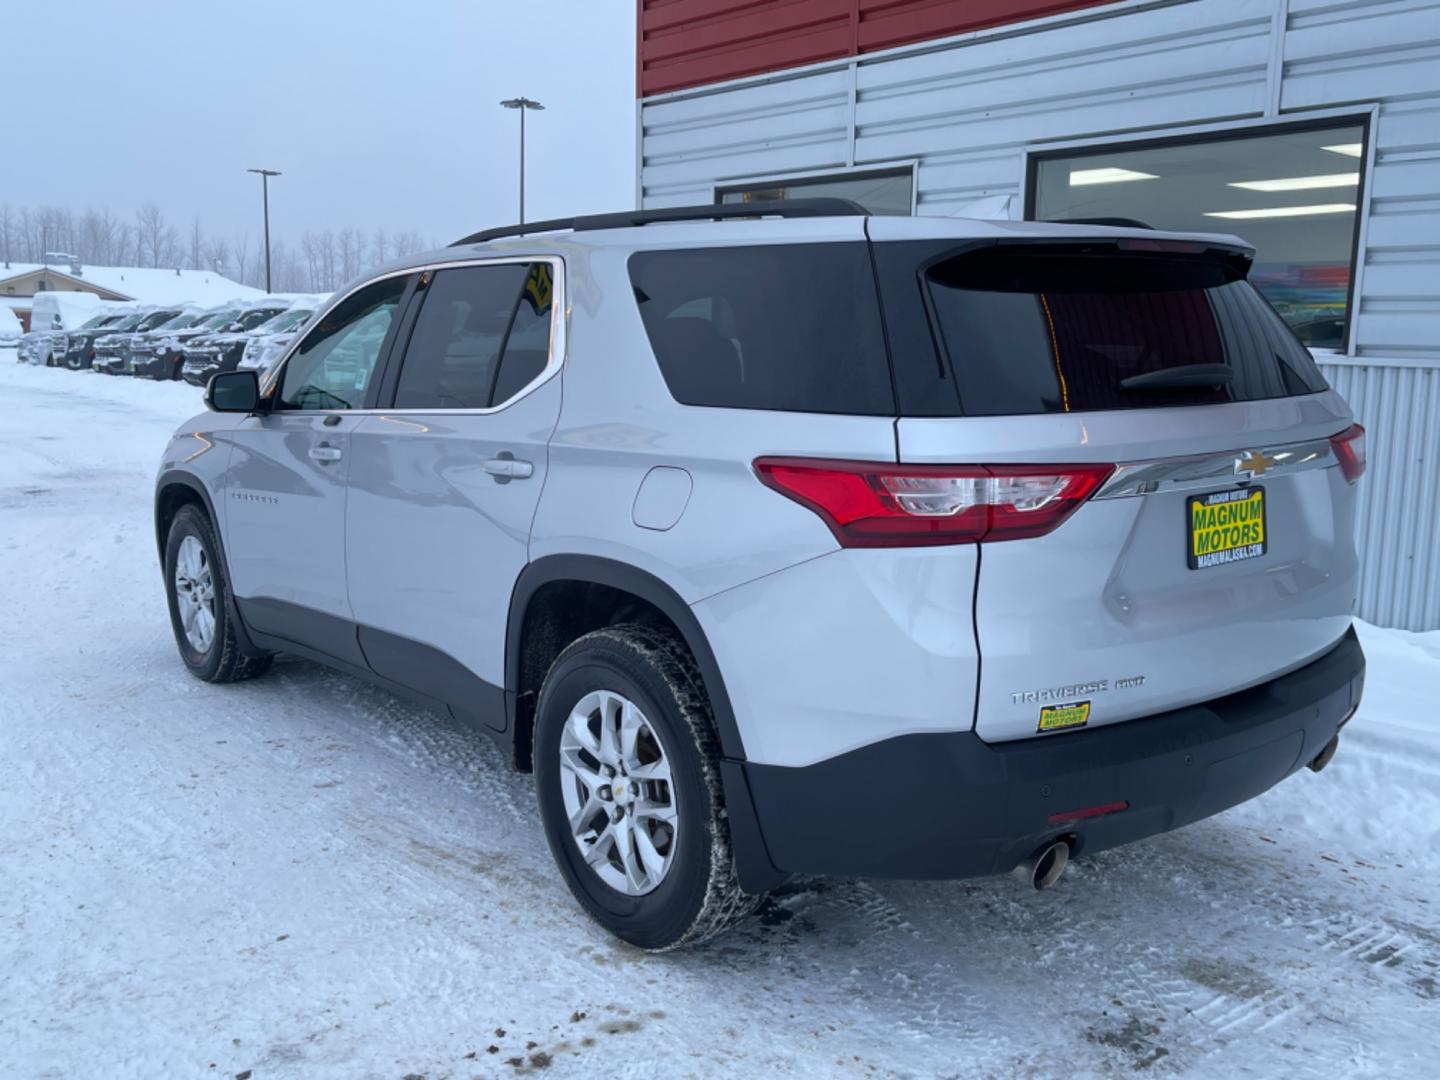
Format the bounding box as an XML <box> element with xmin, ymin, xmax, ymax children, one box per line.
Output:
<box><xmin>744</xmin><ymin>627</ymin><xmax>1365</xmax><ymax>880</ymax></box>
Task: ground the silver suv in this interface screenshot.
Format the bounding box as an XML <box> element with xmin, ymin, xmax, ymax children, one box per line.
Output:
<box><xmin>154</xmin><ymin>201</ymin><xmax>1367</xmax><ymax>949</ymax></box>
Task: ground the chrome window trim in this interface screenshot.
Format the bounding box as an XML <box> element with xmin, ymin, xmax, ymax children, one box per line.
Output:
<box><xmin>262</xmin><ymin>254</ymin><xmax>567</xmax><ymax>415</ymax></box>
<box><xmin>1093</xmin><ymin>436</ymin><xmax>1339</xmax><ymax>500</ymax></box>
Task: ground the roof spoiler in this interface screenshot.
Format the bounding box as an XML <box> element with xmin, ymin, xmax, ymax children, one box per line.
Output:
<box><xmin>450</xmin><ymin>198</ymin><xmax>869</xmax><ymax>247</ymax></box>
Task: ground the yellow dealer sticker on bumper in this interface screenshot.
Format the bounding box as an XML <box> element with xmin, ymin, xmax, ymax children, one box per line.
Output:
<box><xmin>1038</xmin><ymin>700</ymin><xmax>1091</xmax><ymax>733</ymax></box>
<box><xmin>1189</xmin><ymin>486</ymin><xmax>1267</xmax><ymax>570</ymax></box>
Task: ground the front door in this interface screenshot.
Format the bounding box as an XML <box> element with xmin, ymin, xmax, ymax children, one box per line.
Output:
<box><xmin>225</xmin><ymin>273</ymin><xmax>414</xmax><ymax>664</ymax></box>
<box><xmin>345</xmin><ymin>260</ymin><xmax>563</xmax><ymax>727</ymax></box>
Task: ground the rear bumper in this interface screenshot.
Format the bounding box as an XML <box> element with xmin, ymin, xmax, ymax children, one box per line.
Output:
<box><xmin>742</xmin><ymin>626</ymin><xmax>1364</xmax><ymax>881</ymax></box>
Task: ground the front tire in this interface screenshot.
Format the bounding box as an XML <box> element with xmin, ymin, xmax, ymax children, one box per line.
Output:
<box><xmin>163</xmin><ymin>505</ymin><xmax>272</xmax><ymax>683</ymax></box>
<box><xmin>534</xmin><ymin>624</ymin><xmax>760</xmax><ymax>950</ymax></box>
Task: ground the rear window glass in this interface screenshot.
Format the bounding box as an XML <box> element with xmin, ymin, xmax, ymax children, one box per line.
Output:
<box><xmin>922</xmin><ymin>247</ymin><xmax>1328</xmax><ymax>416</ymax></box>
<box><xmin>628</xmin><ymin>243</ymin><xmax>893</xmax><ymax>415</ymax></box>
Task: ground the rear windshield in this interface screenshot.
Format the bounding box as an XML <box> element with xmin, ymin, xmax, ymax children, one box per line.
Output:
<box><xmin>921</xmin><ymin>246</ymin><xmax>1328</xmax><ymax>416</ymax></box>
<box><xmin>628</xmin><ymin>243</ymin><xmax>893</xmax><ymax>415</ymax></box>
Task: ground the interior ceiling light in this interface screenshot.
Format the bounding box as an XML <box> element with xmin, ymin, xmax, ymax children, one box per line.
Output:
<box><xmin>1321</xmin><ymin>143</ymin><xmax>1364</xmax><ymax>157</ymax></box>
<box><xmin>1228</xmin><ymin>172</ymin><xmax>1359</xmax><ymax>192</ymax></box>
<box><xmin>1068</xmin><ymin>167</ymin><xmax>1158</xmax><ymax>186</ymax></box>
<box><xmin>1204</xmin><ymin>203</ymin><xmax>1356</xmax><ymax>220</ymax></box>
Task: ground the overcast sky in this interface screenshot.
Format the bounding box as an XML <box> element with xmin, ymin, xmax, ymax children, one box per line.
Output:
<box><xmin>7</xmin><ymin>0</ymin><xmax>636</xmax><ymax>248</ymax></box>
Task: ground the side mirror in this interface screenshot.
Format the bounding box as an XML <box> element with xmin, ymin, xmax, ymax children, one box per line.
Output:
<box><xmin>205</xmin><ymin>369</ymin><xmax>261</xmax><ymax>413</ymax></box>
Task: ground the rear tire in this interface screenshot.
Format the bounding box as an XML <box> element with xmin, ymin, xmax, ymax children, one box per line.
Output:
<box><xmin>534</xmin><ymin>624</ymin><xmax>761</xmax><ymax>950</ymax></box>
<box><xmin>163</xmin><ymin>505</ymin><xmax>272</xmax><ymax>683</ymax></box>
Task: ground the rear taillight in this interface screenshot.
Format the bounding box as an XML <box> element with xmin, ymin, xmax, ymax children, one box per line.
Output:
<box><xmin>752</xmin><ymin>458</ymin><xmax>1114</xmax><ymax>547</ymax></box>
<box><xmin>1330</xmin><ymin>423</ymin><xmax>1366</xmax><ymax>484</ymax></box>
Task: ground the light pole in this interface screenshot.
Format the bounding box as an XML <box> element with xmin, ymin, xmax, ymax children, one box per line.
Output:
<box><xmin>499</xmin><ymin>97</ymin><xmax>544</xmax><ymax>223</ymax></box>
<box><xmin>247</xmin><ymin>168</ymin><xmax>281</xmax><ymax>292</ymax></box>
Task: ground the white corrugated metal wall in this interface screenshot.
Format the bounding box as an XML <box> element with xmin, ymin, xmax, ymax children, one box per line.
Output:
<box><xmin>639</xmin><ymin>0</ymin><xmax>1440</xmax><ymax>629</ymax></box>
<box><xmin>1321</xmin><ymin>358</ymin><xmax>1440</xmax><ymax>630</ymax></box>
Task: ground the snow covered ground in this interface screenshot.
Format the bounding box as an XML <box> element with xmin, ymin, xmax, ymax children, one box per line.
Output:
<box><xmin>2</xmin><ymin>355</ymin><xmax>1437</xmax><ymax>1079</ymax></box>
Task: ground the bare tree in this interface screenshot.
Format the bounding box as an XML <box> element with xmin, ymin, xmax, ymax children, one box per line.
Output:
<box><xmin>2</xmin><ymin>199</ymin><xmax>430</xmax><ymax>279</ymax></box>
<box><xmin>136</xmin><ymin>204</ymin><xmax>168</xmax><ymax>268</ymax></box>
<box><xmin>204</xmin><ymin>237</ymin><xmax>231</xmax><ymax>276</ymax></box>
<box><xmin>17</xmin><ymin>207</ymin><xmax>36</xmax><ymax>261</ymax></box>
<box><xmin>100</xmin><ymin>208</ymin><xmax>121</xmax><ymax>264</ymax></box>
<box><xmin>160</xmin><ymin>225</ymin><xmax>182</xmax><ymax>269</ymax></box>
<box><xmin>316</xmin><ymin>229</ymin><xmax>338</xmax><ymax>290</ymax></box>
<box><xmin>233</xmin><ymin>233</ymin><xmax>251</xmax><ymax>287</ymax></box>
<box><xmin>392</xmin><ymin>229</ymin><xmax>425</xmax><ymax>258</ymax></box>
<box><xmin>0</xmin><ymin>204</ymin><xmax>13</xmax><ymax>266</ymax></box>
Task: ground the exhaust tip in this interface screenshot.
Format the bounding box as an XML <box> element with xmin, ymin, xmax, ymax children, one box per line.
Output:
<box><xmin>1308</xmin><ymin>734</ymin><xmax>1340</xmax><ymax>774</ymax></box>
<box><xmin>1014</xmin><ymin>839</ymin><xmax>1070</xmax><ymax>891</ymax></box>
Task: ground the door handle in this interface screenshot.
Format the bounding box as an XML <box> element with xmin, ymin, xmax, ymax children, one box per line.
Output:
<box><xmin>483</xmin><ymin>454</ymin><xmax>534</xmax><ymax>481</ymax></box>
<box><xmin>309</xmin><ymin>444</ymin><xmax>343</xmax><ymax>463</ymax></box>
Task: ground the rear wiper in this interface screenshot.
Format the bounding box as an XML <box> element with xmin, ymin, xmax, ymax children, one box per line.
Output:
<box><xmin>1119</xmin><ymin>364</ymin><xmax>1233</xmax><ymax>391</ymax></box>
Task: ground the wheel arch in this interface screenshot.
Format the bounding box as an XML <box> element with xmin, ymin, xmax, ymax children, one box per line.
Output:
<box><xmin>155</xmin><ymin>470</ymin><xmax>219</xmax><ymax>562</ymax></box>
<box><xmin>154</xmin><ymin>470</ymin><xmax>266</xmax><ymax>661</ymax></box>
<box><xmin>505</xmin><ymin>555</ymin><xmax>745</xmax><ymax>766</ymax></box>
<box><xmin>506</xmin><ymin>554</ymin><xmax>784</xmax><ymax>894</ymax></box>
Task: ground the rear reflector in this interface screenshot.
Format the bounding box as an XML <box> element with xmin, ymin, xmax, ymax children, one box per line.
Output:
<box><xmin>1047</xmin><ymin>800</ymin><xmax>1129</xmax><ymax>827</ymax></box>
<box><xmin>753</xmin><ymin>458</ymin><xmax>1114</xmax><ymax>547</ymax></box>
<box><xmin>1330</xmin><ymin>423</ymin><xmax>1366</xmax><ymax>484</ymax></box>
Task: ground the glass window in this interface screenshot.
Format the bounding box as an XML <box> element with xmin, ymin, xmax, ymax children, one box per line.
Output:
<box><xmin>1031</xmin><ymin>120</ymin><xmax>1365</xmax><ymax>348</ymax></box>
<box><xmin>628</xmin><ymin>243</ymin><xmax>894</xmax><ymax>415</ymax></box>
<box><xmin>392</xmin><ymin>263</ymin><xmax>555</xmax><ymax>410</ymax></box>
<box><xmin>233</xmin><ymin>305</ymin><xmax>288</xmax><ymax>331</ymax></box>
<box><xmin>717</xmin><ymin>166</ymin><xmax>913</xmax><ymax>216</ymax></box>
<box><xmin>279</xmin><ymin>275</ymin><xmax>408</xmax><ymax>410</ymax></box>
<box><xmin>490</xmin><ymin>263</ymin><xmax>555</xmax><ymax>404</ymax></box>
<box><xmin>921</xmin><ymin>245</ymin><xmax>1327</xmax><ymax>417</ymax></box>
<box><xmin>137</xmin><ymin>309</ymin><xmax>182</xmax><ymax>330</ymax></box>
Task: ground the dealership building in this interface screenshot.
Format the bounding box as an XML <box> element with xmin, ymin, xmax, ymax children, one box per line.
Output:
<box><xmin>636</xmin><ymin>0</ymin><xmax>1440</xmax><ymax>629</ymax></box>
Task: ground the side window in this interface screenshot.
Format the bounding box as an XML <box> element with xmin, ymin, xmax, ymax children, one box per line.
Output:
<box><xmin>392</xmin><ymin>261</ymin><xmax>555</xmax><ymax>410</ymax></box>
<box><xmin>628</xmin><ymin>244</ymin><xmax>894</xmax><ymax>415</ymax></box>
<box><xmin>491</xmin><ymin>263</ymin><xmax>555</xmax><ymax>404</ymax></box>
<box><xmin>278</xmin><ymin>275</ymin><xmax>409</xmax><ymax>410</ymax></box>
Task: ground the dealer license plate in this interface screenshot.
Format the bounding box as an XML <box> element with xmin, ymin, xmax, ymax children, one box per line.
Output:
<box><xmin>1188</xmin><ymin>487</ymin><xmax>1267</xmax><ymax>570</ymax></box>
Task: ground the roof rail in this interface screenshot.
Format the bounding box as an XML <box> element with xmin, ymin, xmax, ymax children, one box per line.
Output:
<box><xmin>1044</xmin><ymin>216</ymin><xmax>1154</xmax><ymax>230</ymax></box>
<box><xmin>450</xmin><ymin>198</ymin><xmax>869</xmax><ymax>247</ymax></box>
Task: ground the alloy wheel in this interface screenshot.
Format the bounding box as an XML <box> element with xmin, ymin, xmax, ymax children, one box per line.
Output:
<box><xmin>173</xmin><ymin>535</ymin><xmax>216</xmax><ymax>654</ymax></box>
<box><xmin>558</xmin><ymin>689</ymin><xmax>679</xmax><ymax>896</ymax></box>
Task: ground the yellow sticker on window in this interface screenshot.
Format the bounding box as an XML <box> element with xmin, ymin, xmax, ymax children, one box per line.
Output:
<box><xmin>1038</xmin><ymin>700</ymin><xmax>1091</xmax><ymax>733</ymax></box>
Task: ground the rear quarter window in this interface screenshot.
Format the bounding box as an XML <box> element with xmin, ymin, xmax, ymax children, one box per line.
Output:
<box><xmin>628</xmin><ymin>243</ymin><xmax>894</xmax><ymax>415</ymax></box>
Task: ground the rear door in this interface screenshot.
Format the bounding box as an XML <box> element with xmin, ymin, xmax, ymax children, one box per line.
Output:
<box><xmin>344</xmin><ymin>259</ymin><xmax>564</xmax><ymax>728</ymax></box>
<box><xmin>872</xmin><ymin>227</ymin><xmax>1361</xmax><ymax>743</ymax></box>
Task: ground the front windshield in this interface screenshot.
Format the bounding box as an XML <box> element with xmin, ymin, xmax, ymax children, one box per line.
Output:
<box><xmin>155</xmin><ymin>312</ymin><xmax>200</xmax><ymax>331</ymax></box>
<box><xmin>137</xmin><ymin>310</ymin><xmax>182</xmax><ymax>331</ymax></box>
<box><xmin>235</xmin><ymin>306</ymin><xmax>287</xmax><ymax>331</ymax></box>
<box><xmin>197</xmin><ymin>309</ymin><xmax>240</xmax><ymax>329</ymax></box>
<box><xmin>79</xmin><ymin>313</ymin><xmax>113</xmax><ymax>329</ymax></box>
<box><xmin>110</xmin><ymin>313</ymin><xmax>147</xmax><ymax>331</ymax></box>
<box><xmin>255</xmin><ymin>309</ymin><xmax>312</xmax><ymax>334</ymax></box>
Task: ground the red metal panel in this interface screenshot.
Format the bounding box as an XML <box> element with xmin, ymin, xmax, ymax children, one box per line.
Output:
<box><xmin>639</xmin><ymin>0</ymin><xmax>1121</xmax><ymax>96</ymax></box>
<box><xmin>856</xmin><ymin>0</ymin><xmax>1116</xmax><ymax>52</ymax></box>
<box><xmin>640</xmin><ymin>0</ymin><xmax>855</xmax><ymax>97</ymax></box>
